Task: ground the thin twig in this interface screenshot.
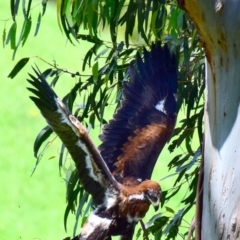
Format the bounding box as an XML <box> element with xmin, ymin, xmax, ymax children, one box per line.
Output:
<box><xmin>139</xmin><ymin>220</ymin><xmax>150</xmax><ymax>240</ymax></box>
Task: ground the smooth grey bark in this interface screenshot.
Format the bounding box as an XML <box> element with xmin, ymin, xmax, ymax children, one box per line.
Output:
<box><xmin>179</xmin><ymin>1</ymin><xmax>240</xmax><ymax>239</ymax></box>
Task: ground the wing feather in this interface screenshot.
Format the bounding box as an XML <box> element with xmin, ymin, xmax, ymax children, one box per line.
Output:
<box><xmin>28</xmin><ymin>68</ymin><xmax>119</xmax><ymax>204</ymax></box>
<box><xmin>99</xmin><ymin>43</ymin><xmax>178</xmax><ymax>180</ymax></box>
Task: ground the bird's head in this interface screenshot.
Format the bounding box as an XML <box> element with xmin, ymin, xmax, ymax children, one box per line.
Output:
<box><xmin>141</xmin><ymin>180</ymin><xmax>162</xmax><ymax>211</ymax></box>
<box><xmin>146</xmin><ymin>188</ymin><xmax>161</xmax><ymax>211</ymax></box>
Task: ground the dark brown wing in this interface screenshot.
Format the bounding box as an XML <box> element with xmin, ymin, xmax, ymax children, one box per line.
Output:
<box><xmin>27</xmin><ymin>67</ymin><xmax>120</xmax><ymax>205</ymax></box>
<box><xmin>99</xmin><ymin>43</ymin><xmax>178</xmax><ymax>181</ymax></box>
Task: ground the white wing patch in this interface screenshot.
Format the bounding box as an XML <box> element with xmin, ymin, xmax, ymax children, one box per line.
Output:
<box><xmin>56</xmin><ymin>98</ymin><xmax>86</xmax><ymax>139</ymax></box>
<box><xmin>55</xmin><ymin>99</ymin><xmax>82</xmax><ymax>136</ymax></box>
<box><xmin>128</xmin><ymin>192</ymin><xmax>144</xmax><ymax>201</ymax></box>
<box><xmin>75</xmin><ymin>140</ymin><xmax>100</xmax><ymax>182</ymax></box>
<box><xmin>81</xmin><ymin>213</ymin><xmax>112</xmax><ymax>238</ymax></box>
<box><xmin>126</xmin><ymin>214</ymin><xmax>141</xmax><ymax>223</ymax></box>
<box><xmin>55</xmin><ymin>98</ymin><xmax>106</xmax><ymax>186</ymax></box>
<box><xmin>155</xmin><ymin>99</ymin><xmax>167</xmax><ymax>114</ymax></box>
<box><xmin>103</xmin><ymin>188</ymin><xmax>118</xmax><ymax>209</ymax></box>
<box><xmin>56</xmin><ymin>107</ymin><xmax>72</xmax><ymax>125</ymax></box>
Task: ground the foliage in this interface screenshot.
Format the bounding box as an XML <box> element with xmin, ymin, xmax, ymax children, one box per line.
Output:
<box><xmin>5</xmin><ymin>0</ymin><xmax>205</xmax><ymax>239</ymax></box>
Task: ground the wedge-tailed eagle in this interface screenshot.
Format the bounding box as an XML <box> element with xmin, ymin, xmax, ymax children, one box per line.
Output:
<box><xmin>27</xmin><ymin>43</ymin><xmax>177</xmax><ymax>240</ymax></box>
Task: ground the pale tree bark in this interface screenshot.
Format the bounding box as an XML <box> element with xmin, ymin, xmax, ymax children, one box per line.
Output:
<box><xmin>179</xmin><ymin>1</ymin><xmax>240</xmax><ymax>239</ymax></box>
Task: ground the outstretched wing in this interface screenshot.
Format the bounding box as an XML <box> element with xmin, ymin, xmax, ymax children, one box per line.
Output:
<box><xmin>99</xmin><ymin>43</ymin><xmax>178</xmax><ymax>181</ymax></box>
<box><xmin>27</xmin><ymin>68</ymin><xmax>119</xmax><ymax>205</ymax></box>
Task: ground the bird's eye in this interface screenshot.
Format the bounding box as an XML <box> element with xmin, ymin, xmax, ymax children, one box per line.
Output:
<box><xmin>147</xmin><ymin>192</ymin><xmax>158</xmax><ymax>202</ymax></box>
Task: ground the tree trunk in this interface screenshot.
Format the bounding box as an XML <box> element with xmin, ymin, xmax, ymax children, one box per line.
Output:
<box><xmin>179</xmin><ymin>1</ymin><xmax>240</xmax><ymax>239</ymax></box>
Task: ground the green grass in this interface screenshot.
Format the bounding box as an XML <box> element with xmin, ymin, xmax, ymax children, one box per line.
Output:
<box><xmin>0</xmin><ymin>2</ymin><xmax>193</xmax><ymax>239</ymax></box>
<box><xmin>0</xmin><ymin>3</ymin><xmax>88</xmax><ymax>239</ymax></box>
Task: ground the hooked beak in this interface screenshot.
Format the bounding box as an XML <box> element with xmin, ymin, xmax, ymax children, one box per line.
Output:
<box><xmin>147</xmin><ymin>195</ymin><xmax>160</xmax><ymax>211</ymax></box>
<box><xmin>146</xmin><ymin>188</ymin><xmax>161</xmax><ymax>212</ymax></box>
<box><xmin>152</xmin><ymin>202</ymin><xmax>159</xmax><ymax>212</ymax></box>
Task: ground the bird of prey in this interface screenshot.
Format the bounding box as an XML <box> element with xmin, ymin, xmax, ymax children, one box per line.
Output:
<box><xmin>27</xmin><ymin>43</ymin><xmax>177</xmax><ymax>240</ymax></box>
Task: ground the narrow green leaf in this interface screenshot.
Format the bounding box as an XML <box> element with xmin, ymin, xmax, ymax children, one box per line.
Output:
<box><xmin>33</xmin><ymin>125</ymin><xmax>53</xmax><ymax>157</ymax></box>
<box><xmin>8</xmin><ymin>57</ymin><xmax>29</xmax><ymax>79</ymax></box>
<box><xmin>14</xmin><ymin>0</ymin><xmax>20</xmax><ymax>18</ymax></box>
<box><xmin>197</xmin><ymin>108</ymin><xmax>204</xmax><ymax>145</ymax></box>
<box><xmin>22</xmin><ymin>17</ymin><xmax>32</xmax><ymax>46</ymax></box>
<box><xmin>115</xmin><ymin>0</ymin><xmax>126</xmax><ymax>21</ymax></box>
<box><xmin>165</xmin><ymin>206</ymin><xmax>175</xmax><ymax>214</ymax></box>
<box><xmin>60</xmin><ymin>14</ymin><xmax>74</xmax><ymax>44</ymax></box>
<box><xmin>6</xmin><ymin>22</ymin><xmax>17</xmax><ymax>50</ymax></box>
<box><xmin>106</xmin><ymin>48</ymin><xmax>115</xmax><ymax>63</ymax></box>
<box><xmin>34</xmin><ymin>12</ymin><xmax>42</xmax><ymax>36</ymax></box>
<box><xmin>137</xmin><ymin>0</ymin><xmax>148</xmax><ymax>43</ymax></box>
<box><xmin>145</xmin><ymin>213</ymin><xmax>162</xmax><ymax>229</ymax></box>
<box><xmin>62</xmin><ymin>82</ymin><xmax>81</xmax><ymax>112</ymax></box>
<box><xmin>66</xmin><ymin>169</ymin><xmax>79</xmax><ymax>203</ymax></box>
<box><xmin>92</xmin><ymin>61</ymin><xmax>98</xmax><ymax>82</ymax></box>
<box><xmin>50</xmin><ymin>75</ymin><xmax>60</xmax><ymax>88</ymax></box>
<box><xmin>155</xmin><ymin>6</ymin><xmax>167</xmax><ymax>38</ymax></box>
<box><xmin>109</xmin><ymin>0</ymin><xmax>115</xmax><ymax>21</ymax></box>
<box><xmin>22</xmin><ymin>0</ymin><xmax>28</xmax><ymax>20</ymax></box>
<box><xmin>64</xmin><ymin>16</ymin><xmax>77</xmax><ymax>42</ymax></box>
<box><xmin>12</xmin><ymin>17</ymin><xmax>31</xmax><ymax>60</ymax></box>
<box><xmin>151</xmin><ymin>11</ymin><xmax>158</xmax><ymax>38</ymax></box>
<box><xmin>27</xmin><ymin>0</ymin><xmax>32</xmax><ymax>18</ymax></box>
<box><xmin>119</xmin><ymin>48</ymin><xmax>134</xmax><ymax>58</ymax></box>
<box><xmin>31</xmin><ymin>140</ymin><xmax>51</xmax><ymax>176</ymax></box>
<box><xmin>82</xmin><ymin>44</ymin><xmax>100</xmax><ymax>71</ymax></box>
<box><xmin>62</xmin><ymin>0</ymin><xmax>70</xmax><ymax>14</ymax></box>
<box><xmin>56</xmin><ymin>0</ymin><xmax>63</xmax><ymax>32</ymax></box>
<box><xmin>10</xmin><ymin>0</ymin><xmax>15</xmax><ymax>21</ymax></box>
<box><xmin>94</xmin><ymin>47</ymin><xmax>108</xmax><ymax>61</ymax></box>
<box><xmin>73</xmin><ymin>192</ymin><xmax>89</xmax><ymax>235</ymax></box>
<box><xmin>83</xmin><ymin>198</ymin><xmax>92</xmax><ymax>219</ymax></box>
<box><xmin>125</xmin><ymin>0</ymin><xmax>136</xmax><ymax>47</ymax></box>
<box><xmin>145</xmin><ymin>0</ymin><xmax>151</xmax><ymax>31</ymax></box>
<box><xmin>42</xmin><ymin>0</ymin><xmax>47</xmax><ymax>16</ymax></box>
<box><xmin>87</xmin><ymin>2</ymin><xmax>93</xmax><ymax>37</ymax></box>
<box><xmin>77</xmin><ymin>34</ymin><xmax>103</xmax><ymax>44</ymax></box>
<box><xmin>48</xmin><ymin>156</ymin><xmax>56</xmax><ymax>161</ymax></box>
<box><xmin>91</xmin><ymin>2</ymin><xmax>98</xmax><ymax>36</ymax></box>
<box><xmin>135</xmin><ymin>228</ymin><xmax>141</xmax><ymax>240</ymax></box>
<box><xmin>163</xmin><ymin>208</ymin><xmax>184</xmax><ymax>235</ymax></box>
<box><xmin>64</xmin><ymin>188</ymin><xmax>81</xmax><ymax>231</ymax></box>
<box><xmin>58</xmin><ymin>143</ymin><xmax>65</xmax><ymax>174</ymax></box>
<box><xmin>64</xmin><ymin>204</ymin><xmax>72</xmax><ymax>232</ymax></box>
<box><xmin>102</xmin><ymin>0</ymin><xmax>109</xmax><ymax>27</ymax></box>
<box><xmin>10</xmin><ymin>24</ymin><xmax>17</xmax><ymax>50</ymax></box>
<box><xmin>2</xmin><ymin>28</ymin><xmax>6</xmax><ymax>48</ymax></box>
<box><xmin>89</xmin><ymin>112</ymin><xmax>95</xmax><ymax>128</ymax></box>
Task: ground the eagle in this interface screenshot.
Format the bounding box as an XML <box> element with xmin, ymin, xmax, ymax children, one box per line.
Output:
<box><xmin>27</xmin><ymin>43</ymin><xmax>177</xmax><ymax>240</ymax></box>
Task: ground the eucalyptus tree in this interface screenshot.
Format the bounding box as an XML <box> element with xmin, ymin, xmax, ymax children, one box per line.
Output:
<box><xmin>179</xmin><ymin>1</ymin><xmax>240</xmax><ymax>239</ymax></box>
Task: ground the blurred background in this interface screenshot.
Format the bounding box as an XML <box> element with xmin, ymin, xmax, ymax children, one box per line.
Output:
<box><xmin>0</xmin><ymin>2</ymin><xmax>86</xmax><ymax>239</ymax></box>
